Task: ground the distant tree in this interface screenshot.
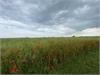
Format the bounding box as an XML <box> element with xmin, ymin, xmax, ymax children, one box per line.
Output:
<box><xmin>72</xmin><ymin>35</ymin><xmax>75</xmax><ymax>37</ymax></box>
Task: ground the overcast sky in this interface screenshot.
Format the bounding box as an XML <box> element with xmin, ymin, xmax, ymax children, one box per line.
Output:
<box><xmin>0</xmin><ymin>0</ymin><xmax>100</xmax><ymax>38</ymax></box>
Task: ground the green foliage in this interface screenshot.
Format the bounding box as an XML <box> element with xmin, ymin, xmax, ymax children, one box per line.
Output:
<box><xmin>0</xmin><ymin>37</ymin><xmax>99</xmax><ymax>74</ymax></box>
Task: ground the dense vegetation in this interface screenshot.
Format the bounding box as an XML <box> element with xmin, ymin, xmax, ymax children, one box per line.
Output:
<box><xmin>0</xmin><ymin>37</ymin><xmax>99</xmax><ymax>74</ymax></box>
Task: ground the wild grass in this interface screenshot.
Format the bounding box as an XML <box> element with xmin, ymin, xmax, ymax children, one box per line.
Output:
<box><xmin>0</xmin><ymin>37</ymin><xmax>99</xmax><ymax>74</ymax></box>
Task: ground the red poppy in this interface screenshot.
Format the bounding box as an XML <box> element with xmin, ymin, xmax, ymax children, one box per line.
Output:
<box><xmin>9</xmin><ymin>65</ymin><xmax>18</xmax><ymax>73</ymax></box>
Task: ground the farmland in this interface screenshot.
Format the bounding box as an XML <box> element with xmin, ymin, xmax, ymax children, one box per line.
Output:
<box><xmin>0</xmin><ymin>37</ymin><xmax>99</xmax><ymax>74</ymax></box>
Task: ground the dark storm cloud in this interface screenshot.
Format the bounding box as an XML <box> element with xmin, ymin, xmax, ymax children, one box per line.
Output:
<box><xmin>35</xmin><ymin>0</ymin><xmax>83</xmax><ymax>24</ymax></box>
<box><xmin>0</xmin><ymin>0</ymin><xmax>100</xmax><ymax>37</ymax></box>
<box><xmin>32</xmin><ymin>0</ymin><xmax>100</xmax><ymax>30</ymax></box>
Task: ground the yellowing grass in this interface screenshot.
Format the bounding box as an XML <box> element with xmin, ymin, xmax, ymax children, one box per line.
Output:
<box><xmin>0</xmin><ymin>37</ymin><xmax>99</xmax><ymax>74</ymax></box>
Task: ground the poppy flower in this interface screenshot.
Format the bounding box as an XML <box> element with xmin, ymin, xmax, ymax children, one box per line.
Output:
<box><xmin>9</xmin><ymin>65</ymin><xmax>18</xmax><ymax>73</ymax></box>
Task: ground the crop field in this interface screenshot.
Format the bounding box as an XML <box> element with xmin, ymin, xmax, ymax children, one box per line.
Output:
<box><xmin>0</xmin><ymin>37</ymin><xmax>99</xmax><ymax>74</ymax></box>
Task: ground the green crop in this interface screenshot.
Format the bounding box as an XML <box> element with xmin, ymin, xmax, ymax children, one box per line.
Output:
<box><xmin>0</xmin><ymin>37</ymin><xmax>99</xmax><ymax>74</ymax></box>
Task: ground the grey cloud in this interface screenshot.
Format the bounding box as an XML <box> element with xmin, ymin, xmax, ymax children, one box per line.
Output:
<box><xmin>35</xmin><ymin>0</ymin><xmax>83</xmax><ymax>24</ymax></box>
<box><xmin>34</xmin><ymin>0</ymin><xmax>100</xmax><ymax>30</ymax></box>
<box><xmin>0</xmin><ymin>0</ymin><xmax>100</xmax><ymax>37</ymax></box>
